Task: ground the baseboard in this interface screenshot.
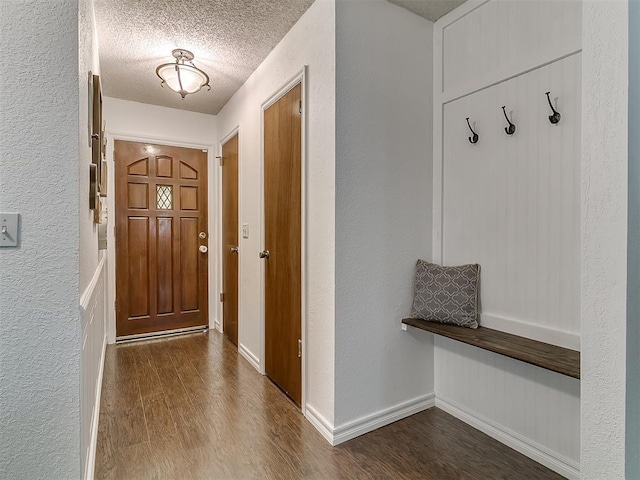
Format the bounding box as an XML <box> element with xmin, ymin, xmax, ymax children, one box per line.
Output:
<box><xmin>435</xmin><ymin>396</ymin><xmax>579</xmax><ymax>480</ymax></box>
<box><xmin>332</xmin><ymin>393</ymin><xmax>436</xmax><ymax>446</ymax></box>
<box><xmin>305</xmin><ymin>404</ymin><xmax>335</xmax><ymax>445</ymax></box>
<box><xmin>238</xmin><ymin>343</ymin><xmax>261</xmax><ymax>372</ymax></box>
<box><xmin>84</xmin><ymin>335</ymin><xmax>107</xmax><ymax>480</ymax></box>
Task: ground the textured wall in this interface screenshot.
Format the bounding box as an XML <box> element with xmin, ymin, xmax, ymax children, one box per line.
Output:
<box><xmin>215</xmin><ymin>0</ymin><xmax>336</xmax><ymax>426</ymax></box>
<box><xmin>581</xmin><ymin>1</ymin><xmax>628</xmax><ymax>478</ymax></box>
<box><xmin>0</xmin><ymin>1</ymin><xmax>82</xmax><ymax>478</ymax></box>
<box><xmin>334</xmin><ymin>0</ymin><xmax>434</xmax><ymax>427</ymax></box>
<box><xmin>628</xmin><ymin>2</ymin><xmax>640</xmax><ymax>477</ymax></box>
<box><xmin>79</xmin><ymin>0</ymin><xmax>102</xmax><ymax>294</ymax></box>
<box><xmin>103</xmin><ymin>97</ymin><xmax>218</xmax><ymax>342</ymax></box>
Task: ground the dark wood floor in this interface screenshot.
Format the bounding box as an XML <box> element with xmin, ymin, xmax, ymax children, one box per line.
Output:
<box><xmin>95</xmin><ymin>331</ymin><xmax>563</xmax><ymax>480</ymax></box>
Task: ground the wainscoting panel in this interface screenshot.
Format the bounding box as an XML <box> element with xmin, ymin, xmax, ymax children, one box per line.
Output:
<box><xmin>80</xmin><ymin>257</ymin><xmax>107</xmax><ymax>480</ymax></box>
<box><xmin>442</xmin><ymin>0</ymin><xmax>581</xmax><ymax>97</ymax></box>
<box><xmin>435</xmin><ymin>337</ymin><xmax>580</xmax><ymax>478</ymax></box>
<box><xmin>442</xmin><ymin>53</ymin><xmax>581</xmax><ymax>349</ymax></box>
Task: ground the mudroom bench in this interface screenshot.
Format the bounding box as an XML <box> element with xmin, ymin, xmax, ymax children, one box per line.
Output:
<box><xmin>401</xmin><ymin>318</ymin><xmax>580</xmax><ymax>379</ymax></box>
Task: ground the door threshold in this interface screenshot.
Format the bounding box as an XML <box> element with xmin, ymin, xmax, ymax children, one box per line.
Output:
<box><xmin>116</xmin><ymin>326</ymin><xmax>209</xmax><ymax>343</ymax></box>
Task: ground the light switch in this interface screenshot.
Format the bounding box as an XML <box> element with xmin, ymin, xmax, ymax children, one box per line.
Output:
<box><xmin>242</xmin><ymin>223</ymin><xmax>249</xmax><ymax>239</ymax></box>
<box><xmin>0</xmin><ymin>213</ymin><xmax>20</xmax><ymax>247</ymax></box>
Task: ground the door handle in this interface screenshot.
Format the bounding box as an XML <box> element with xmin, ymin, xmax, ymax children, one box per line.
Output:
<box><xmin>199</xmin><ymin>245</ymin><xmax>208</xmax><ymax>253</ymax></box>
<box><xmin>230</xmin><ymin>246</ymin><xmax>239</xmax><ymax>254</ymax></box>
<box><xmin>259</xmin><ymin>250</ymin><xmax>270</xmax><ymax>259</ymax></box>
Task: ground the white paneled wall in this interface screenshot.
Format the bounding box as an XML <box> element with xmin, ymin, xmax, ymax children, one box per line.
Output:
<box><xmin>435</xmin><ymin>337</ymin><xmax>580</xmax><ymax>477</ymax></box>
<box><xmin>431</xmin><ymin>1</ymin><xmax>582</xmax><ymax>478</ymax></box>
<box><xmin>443</xmin><ymin>54</ymin><xmax>581</xmax><ymax>349</ymax></box>
<box><xmin>80</xmin><ymin>258</ymin><xmax>107</xmax><ymax>479</ymax></box>
<box><xmin>442</xmin><ymin>0</ymin><xmax>581</xmax><ymax>101</ymax></box>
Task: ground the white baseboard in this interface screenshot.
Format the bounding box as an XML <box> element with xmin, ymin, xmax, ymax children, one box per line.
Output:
<box><xmin>332</xmin><ymin>393</ymin><xmax>436</xmax><ymax>446</ymax></box>
<box><xmin>84</xmin><ymin>335</ymin><xmax>107</xmax><ymax>480</ymax></box>
<box><xmin>436</xmin><ymin>396</ymin><xmax>579</xmax><ymax>480</ymax></box>
<box><xmin>238</xmin><ymin>343</ymin><xmax>261</xmax><ymax>372</ymax></box>
<box><xmin>305</xmin><ymin>404</ymin><xmax>335</xmax><ymax>445</ymax></box>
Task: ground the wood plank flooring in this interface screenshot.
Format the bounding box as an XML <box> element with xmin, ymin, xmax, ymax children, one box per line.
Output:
<box><xmin>95</xmin><ymin>330</ymin><xmax>563</xmax><ymax>480</ymax></box>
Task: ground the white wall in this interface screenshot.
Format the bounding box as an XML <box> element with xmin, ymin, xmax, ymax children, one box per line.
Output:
<box><xmin>334</xmin><ymin>0</ymin><xmax>435</xmax><ymax>436</ymax></box>
<box><xmin>103</xmin><ymin>97</ymin><xmax>218</xmax><ymax>342</ymax></box>
<box><xmin>581</xmin><ymin>1</ymin><xmax>628</xmax><ymax>478</ymax></box>
<box><xmin>78</xmin><ymin>0</ymin><xmax>108</xmax><ymax>477</ymax></box>
<box><xmin>0</xmin><ymin>1</ymin><xmax>82</xmax><ymax>478</ymax></box>
<box><xmin>215</xmin><ymin>0</ymin><xmax>336</xmax><ymax>429</ymax></box>
<box><xmin>431</xmin><ymin>1</ymin><xmax>582</xmax><ymax>477</ymax></box>
<box><xmin>79</xmin><ymin>0</ymin><xmax>102</xmax><ymax>294</ymax></box>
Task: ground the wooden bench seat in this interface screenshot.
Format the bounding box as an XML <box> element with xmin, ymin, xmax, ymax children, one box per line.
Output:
<box><xmin>402</xmin><ymin>318</ymin><xmax>580</xmax><ymax>379</ymax></box>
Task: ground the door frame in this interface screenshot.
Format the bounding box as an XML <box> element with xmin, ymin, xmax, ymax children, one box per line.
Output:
<box><xmin>260</xmin><ymin>66</ymin><xmax>307</xmax><ymax>413</ymax></box>
<box><xmin>105</xmin><ymin>133</ymin><xmax>217</xmax><ymax>344</ymax></box>
<box><xmin>218</xmin><ymin>126</ymin><xmax>242</xmax><ymax>348</ymax></box>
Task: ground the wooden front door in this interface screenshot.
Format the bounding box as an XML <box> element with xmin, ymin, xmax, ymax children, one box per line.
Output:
<box><xmin>115</xmin><ymin>141</ymin><xmax>209</xmax><ymax>338</ymax></box>
<box><xmin>221</xmin><ymin>133</ymin><xmax>239</xmax><ymax>346</ymax></box>
<box><xmin>263</xmin><ymin>83</ymin><xmax>302</xmax><ymax>406</ymax></box>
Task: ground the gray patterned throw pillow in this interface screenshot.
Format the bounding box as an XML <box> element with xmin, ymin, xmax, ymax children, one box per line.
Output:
<box><xmin>410</xmin><ymin>260</ymin><xmax>480</xmax><ymax>329</ymax></box>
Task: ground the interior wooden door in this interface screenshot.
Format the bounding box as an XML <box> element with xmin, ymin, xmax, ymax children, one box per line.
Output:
<box><xmin>115</xmin><ymin>141</ymin><xmax>209</xmax><ymax>338</ymax></box>
<box><xmin>221</xmin><ymin>133</ymin><xmax>239</xmax><ymax>346</ymax></box>
<box><xmin>263</xmin><ymin>83</ymin><xmax>302</xmax><ymax>406</ymax></box>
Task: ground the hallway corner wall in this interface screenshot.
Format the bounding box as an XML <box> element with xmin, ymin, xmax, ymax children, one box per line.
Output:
<box><xmin>627</xmin><ymin>2</ymin><xmax>640</xmax><ymax>477</ymax></box>
<box><xmin>0</xmin><ymin>1</ymin><xmax>82</xmax><ymax>478</ymax></box>
<box><xmin>79</xmin><ymin>0</ymin><xmax>108</xmax><ymax>477</ymax></box>
<box><xmin>334</xmin><ymin>0</ymin><xmax>435</xmax><ymax>435</ymax></box>
<box><xmin>581</xmin><ymin>1</ymin><xmax>629</xmax><ymax>477</ymax></box>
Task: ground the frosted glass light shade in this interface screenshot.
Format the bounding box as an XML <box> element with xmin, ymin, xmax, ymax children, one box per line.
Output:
<box><xmin>156</xmin><ymin>50</ymin><xmax>210</xmax><ymax>99</ymax></box>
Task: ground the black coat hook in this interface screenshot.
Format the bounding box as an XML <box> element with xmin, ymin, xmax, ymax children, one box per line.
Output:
<box><xmin>545</xmin><ymin>92</ymin><xmax>561</xmax><ymax>124</ymax></box>
<box><xmin>466</xmin><ymin>117</ymin><xmax>479</xmax><ymax>144</ymax></box>
<box><xmin>502</xmin><ymin>106</ymin><xmax>516</xmax><ymax>135</ymax></box>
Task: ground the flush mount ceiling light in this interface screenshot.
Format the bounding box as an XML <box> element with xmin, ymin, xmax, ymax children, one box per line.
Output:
<box><xmin>156</xmin><ymin>49</ymin><xmax>211</xmax><ymax>99</ymax></box>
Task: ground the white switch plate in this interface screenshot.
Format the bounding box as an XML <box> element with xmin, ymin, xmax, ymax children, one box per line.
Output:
<box><xmin>242</xmin><ymin>223</ymin><xmax>249</xmax><ymax>239</ymax></box>
<box><xmin>0</xmin><ymin>213</ymin><xmax>20</xmax><ymax>247</ymax></box>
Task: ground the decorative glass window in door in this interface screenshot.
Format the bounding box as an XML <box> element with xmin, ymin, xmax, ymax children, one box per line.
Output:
<box><xmin>156</xmin><ymin>185</ymin><xmax>173</xmax><ymax>210</ymax></box>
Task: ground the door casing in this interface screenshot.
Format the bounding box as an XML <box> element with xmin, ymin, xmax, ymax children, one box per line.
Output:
<box><xmin>105</xmin><ymin>133</ymin><xmax>217</xmax><ymax>344</ymax></box>
<box><xmin>260</xmin><ymin>67</ymin><xmax>307</xmax><ymax>413</ymax></box>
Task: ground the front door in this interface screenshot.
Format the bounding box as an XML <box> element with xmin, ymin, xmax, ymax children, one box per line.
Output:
<box><xmin>263</xmin><ymin>83</ymin><xmax>302</xmax><ymax>406</ymax></box>
<box><xmin>115</xmin><ymin>141</ymin><xmax>209</xmax><ymax>338</ymax></box>
<box><xmin>221</xmin><ymin>133</ymin><xmax>239</xmax><ymax>346</ymax></box>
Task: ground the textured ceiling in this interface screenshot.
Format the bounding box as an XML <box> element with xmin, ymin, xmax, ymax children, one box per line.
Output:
<box><xmin>93</xmin><ymin>0</ymin><xmax>315</xmax><ymax>115</ymax></box>
<box><xmin>387</xmin><ymin>0</ymin><xmax>467</xmax><ymax>21</ymax></box>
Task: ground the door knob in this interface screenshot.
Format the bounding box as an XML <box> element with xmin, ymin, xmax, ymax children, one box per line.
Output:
<box><xmin>199</xmin><ymin>232</ymin><xmax>207</xmax><ymax>239</ymax></box>
<box><xmin>199</xmin><ymin>245</ymin><xmax>208</xmax><ymax>253</ymax></box>
<box><xmin>259</xmin><ymin>250</ymin><xmax>270</xmax><ymax>259</ymax></box>
<box><xmin>230</xmin><ymin>246</ymin><xmax>239</xmax><ymax>254</ymax></box>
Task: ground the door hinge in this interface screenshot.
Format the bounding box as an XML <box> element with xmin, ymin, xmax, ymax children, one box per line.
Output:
<box><xmin>299</xmin><ymin>100</ymin><xmax>302</xmax><ymax>115</ymax></box>
<box><xmin>217</xmin><ymin>155</ymin><xmax>223</xmax><ymax>167</ymax></box>
<box><xmin>298</xmin><ymin>339</ymin><xmax>302</xmax><ymax>358</ymax></box>
<box><xmin>219</xmin><ymin>292</ymin><xmax>225</xmax><ymax>302</ymax></box>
